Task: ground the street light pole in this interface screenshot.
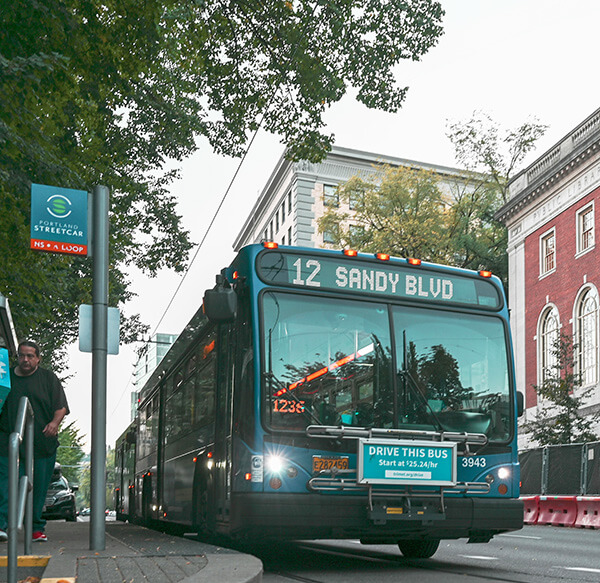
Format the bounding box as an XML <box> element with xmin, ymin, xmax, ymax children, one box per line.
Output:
<box><xmin>90</xmin><ymin>185</ymin><xmax>109</xmax><ymax>550</ymax></box>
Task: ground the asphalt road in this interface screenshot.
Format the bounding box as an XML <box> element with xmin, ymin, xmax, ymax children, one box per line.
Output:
<box><xmin>254</xmin><ymin>525</ymin><xmax>600</xmax><ymax>583</ymax></box>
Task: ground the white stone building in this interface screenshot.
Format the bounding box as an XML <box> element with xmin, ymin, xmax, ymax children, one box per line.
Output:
<box><xmin>234</xmin><ymin>145</ymin><xmax>471</xmax><ymax>251</ymax></box>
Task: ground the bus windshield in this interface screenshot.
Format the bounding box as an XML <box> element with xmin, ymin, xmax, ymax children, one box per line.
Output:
<box><xmin>262</xmin><ymin>292</ymin><xmax>511</xmax><ymax>441</ymax></box>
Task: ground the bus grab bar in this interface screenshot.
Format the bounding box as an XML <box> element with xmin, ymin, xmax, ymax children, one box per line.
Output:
<box><xmin>306</xmin><ymin>425</ymin><xmax>488</xmax><ymax>447</ymax></box>
<box><xmin>307</xmin><ymin>472</ymin><xmax>491</xmax><ymax>496</ymax></box>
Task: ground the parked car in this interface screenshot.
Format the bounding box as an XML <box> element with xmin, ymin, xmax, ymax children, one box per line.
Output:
<box><xmin>42</xmin><ymin>463</ymin><xmax>78</xmax><ymax>522</ymax></box>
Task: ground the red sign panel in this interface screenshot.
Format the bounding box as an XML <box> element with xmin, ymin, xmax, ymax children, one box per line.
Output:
<box><xmin>30</xmin><ymin>239</ymin><xmax>87</xmax><ymax>256</ymax></box>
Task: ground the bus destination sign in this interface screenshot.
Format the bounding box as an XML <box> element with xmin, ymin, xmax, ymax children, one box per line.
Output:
<box><xmin>257</xmin><ymin>251</ymin><xmax>501</xmax><ymax>309</ymax></box>
<box><xmin>358</xmin><ymin>438</ymin><xmax>457</xmax><ymax>486</ymax></box>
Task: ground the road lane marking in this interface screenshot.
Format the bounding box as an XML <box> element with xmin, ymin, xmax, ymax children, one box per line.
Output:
<box><xmin>555</xmin><ymin>567</ymin><xmax>600</xmax><ymax>574</ymax></box>
<box><xmin>459</xmin><ymin>555</ymin><xmax>498</xmax><ymax>561</ymax></box>
<box><xmin>498</xmin><ymin>533</ymin><xmax>542</xmax><ymax>540</ymax></box>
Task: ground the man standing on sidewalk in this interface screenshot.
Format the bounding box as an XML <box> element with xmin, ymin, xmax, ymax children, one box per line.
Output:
<box><xmin>0</xmin><ymin>340</ymin><xmax>69</xmax><ymax>542</ymax></box>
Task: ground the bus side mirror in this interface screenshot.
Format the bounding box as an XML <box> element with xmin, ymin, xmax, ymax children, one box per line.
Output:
<box><xmin>203</xmin><ymin>286</ymin><xmax>237</xmax><ymax>323</ymax></box>
<box><xmin>516</xmin><ymin>391</ymin><xmax>524</xmax><ymax>417</ymax></box>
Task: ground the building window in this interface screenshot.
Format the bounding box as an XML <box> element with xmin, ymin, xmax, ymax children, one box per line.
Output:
<box><xmin>288</xmin><ymin>226</ymin><xmax>292</xmax><ymax>245</ymax></box>
<box><xmin>348</xmin><ymin>224</ymin><xmax>365</xmax><ymax>242</ymax></box>
<box><xmin>275</xmin><ymin>212</ymin><xmax>279</xmax><ymax>232</ymax></box>
<box><xmin>288</xmin><ymin>191</ymin><xmax>292</xmax><ymax>214</ymax></box>
<box><xmin>323</xmin><ymin>229</ymin><xmax>337</xmax><ymax>244</ymax></box>
<box><xmin>323</xmin><ymin>184</ymin><xmax>339</xmax><ymax>207</ymax></box>
<box><xmin>539</xmin><ymin>306</ymin><xmax>560</xmax><ymax>382</ymax></box>
<box><xmin>281</xmin><ymin>201</ymin><xmax>286</xmax><ymax>223</ymax></box>
<box><xmin>577</xmin><ymin>204</ymin><xmax>594</xmax><ymax>255</ymax></box>
<box><xmin>540</xmin><ymin>229</ymin><xmax>556</xmax><ymax>276</ymax></box>
<box><xmin>576</xmin><ymin>287</ymin><xmax>598</xmax><ymax>386</ymax></box>
<box><xmin>349</xmin><ymin>188</ymin><xmax>364</xmax><ymax>210</ymax></box>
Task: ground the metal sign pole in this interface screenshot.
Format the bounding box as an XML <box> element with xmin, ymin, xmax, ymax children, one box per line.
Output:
<box><xmin>90</xmin><ymin>185</ymin><xmax>109</xmax><ymax>550</ymax></box>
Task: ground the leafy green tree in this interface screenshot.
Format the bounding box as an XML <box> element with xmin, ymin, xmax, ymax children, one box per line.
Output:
<box><xmin>318</xmin><ymin>164</ymin><xmax>507</xmax><ymax>278</ymax></box>
<box><xmin>524</xmin><ymin>334</ymin><xmax>599</xmax><ymax>446</ymax></box>
<box><xmin>318</xmin><ymin>114</ymin><xmax>547</xmax><ymax>284</ymax></box>
<box><xmin>77</xmin><ymin>457</ymin><xmax>91</xmax><ymax>511</ymax></box>
<box><xmin>446</xmin><ymin>111</ymin><xmax>548</xmax><ymax>203</ymax></box>
<box><xmin>319</xmin><ymin>166</ymin><xmax>444</xmax><ymax>258</ymax></box>
<box><xmin>72</xmin><ymin>449</ymin><xmax>115</xmax><ymax>511</ymax></box>
<box><xmin>106</xmin><ymin>447</ymin><xmax>116</xmax><ymax>511</ymax></box>
<box><xmin>1</xmin><ymin>0</ymin><xmax>445</xmax><ymax>366</ymax></box>
<box><xmin>56</xmin><ymin>421</ymin><xmax>86</xmax><ymax>485</ymax></box>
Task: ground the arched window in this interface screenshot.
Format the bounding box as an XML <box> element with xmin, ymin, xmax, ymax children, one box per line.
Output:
<box><xmin>539</xmin><ymin>306</ymin><xmax>560</xmax><ymax>383</ymax></box>
<box><xmin>576</xmin><ymin>287</ymin><xmax>598</xmax><ymax>386</ymax></box>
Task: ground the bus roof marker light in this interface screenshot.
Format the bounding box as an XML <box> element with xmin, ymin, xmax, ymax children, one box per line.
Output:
<box><xmin>479</xmin><ymin>270</ymin><xmax>493</xmax><ymax>278</ymax></box>
<box><xmin>263</xmin><ymin>241</ymin><xmax>278</xmax><ymax>249</ymax></box>
<box><xmin>376</xmin><ymin>253</ymin><xmax>390</xmax><ymax>261</ymax></box>
<box><xmin>343</xmin><ymin>249</ymin><xmax>358</xmax><ymax>257</ymax></box>
<box><xmin>407</xmin><ymin>258</ymin><xmax>421</xmax><ymax>266</ymax></box>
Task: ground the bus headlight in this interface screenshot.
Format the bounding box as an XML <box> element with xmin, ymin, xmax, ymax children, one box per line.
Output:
<box><xmin>266</xmin><ymin>454</ymin><xmax>285</xmax><ymax>474</ymax></box>
<box><xmin>497</xmin><ymin>467</ymin><xmax>510</xmax><ymax>480</ymax></box>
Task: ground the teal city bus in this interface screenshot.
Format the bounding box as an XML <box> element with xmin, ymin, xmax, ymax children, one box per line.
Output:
<box><xmin>115</xmin><ymin>243</ymin><xmax>523</xmax><ymax>558</ymax></box>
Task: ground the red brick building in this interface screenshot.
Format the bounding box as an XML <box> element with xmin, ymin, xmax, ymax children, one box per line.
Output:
<box><xmin>496</xmin><ymin>108</ymin><xmax>600</xmax><ymax>447</ymax></box>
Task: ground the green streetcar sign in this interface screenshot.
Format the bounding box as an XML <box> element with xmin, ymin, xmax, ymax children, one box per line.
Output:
<box><xmin>30</xmin><ymin>183</ymin><xmax>89</xmax><ymax>256</ymax></box>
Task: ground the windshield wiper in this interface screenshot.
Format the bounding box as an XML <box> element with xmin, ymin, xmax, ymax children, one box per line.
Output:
<box><xmin>398</xmin><ymin>368</ymin><xmax>445</xmax><ymax>431</ymax></box>
<box><xmin>399</xmin><ymin>330</ymin><xmax>444</xmax><ymax>432</ymax></box>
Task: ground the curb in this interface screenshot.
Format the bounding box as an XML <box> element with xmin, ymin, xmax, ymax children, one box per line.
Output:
<box><xmin>186</xmin><ymin>554</ymin><xmax>263</xmax><ymax>583</ymax></box>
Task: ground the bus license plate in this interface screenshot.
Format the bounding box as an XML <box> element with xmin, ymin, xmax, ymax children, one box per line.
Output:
<box><xmin>313</xmin><ymin>456</ymin><xmax>349</xmax><ymax>473</ymax></box>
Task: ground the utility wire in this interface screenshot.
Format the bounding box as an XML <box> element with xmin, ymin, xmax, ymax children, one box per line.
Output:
<box><xmin>150</xmin><ymin>125</ymin><xmax>262</xmax><ymax>336</ymax></box>
<box><xmin>109</xmin><ymin>105</ymin><xmax>267</xmax><ymax>421</ymax></box>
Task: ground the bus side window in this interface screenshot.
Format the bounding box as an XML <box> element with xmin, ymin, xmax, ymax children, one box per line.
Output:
<box><xmin>137</xmin><ymin>406</ymin><xmax>146</xmax><ymax>459</ymax></box>
<box><xmin>180</xmin><ymin>374</ymin><xmax>194</xmax><ymax>435</ymax></box>
<box><xmin>148</xmin><ymin>396</ymin><xmax>159</xmax><ymax>452</ymax></box>
<box><xmin>194</xmin><ymin>362</ymin><xmax>216</xmax><ymax>427</ymax></box>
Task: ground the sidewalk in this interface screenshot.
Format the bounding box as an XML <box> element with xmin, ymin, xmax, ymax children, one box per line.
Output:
<box><xmin>2</xmin><ymin>520</ymin><xmax>262</xmax><ymax>583</ymax></box>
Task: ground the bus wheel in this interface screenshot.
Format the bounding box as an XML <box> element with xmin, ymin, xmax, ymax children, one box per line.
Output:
<box><xmin>398</xmin><ymin>539</ymin><xmax>440</xmax><ymax>559</ymax></box>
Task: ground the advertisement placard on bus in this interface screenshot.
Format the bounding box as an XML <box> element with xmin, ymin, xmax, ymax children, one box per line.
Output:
<box><xmin>358</xmin><ymin>438</ymin><xmax>457</xmax><ymax>486</ymax></box>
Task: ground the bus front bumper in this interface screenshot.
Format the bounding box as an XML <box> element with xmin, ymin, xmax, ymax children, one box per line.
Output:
<box><xmin>229</xmin><ymin>493</ymin><xmax>524</xmax><ymax>542</ymax></box>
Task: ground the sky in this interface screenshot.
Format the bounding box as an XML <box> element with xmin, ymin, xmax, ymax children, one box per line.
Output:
<box><xmin>63</xmin><ymin>0</ymin><xmax>600</xmax><ymax>451</ymax></box>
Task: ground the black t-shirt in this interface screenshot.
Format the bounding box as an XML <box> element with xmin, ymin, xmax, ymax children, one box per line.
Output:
<box><xmin>0</xmin><ymin>367</ymin><xmax>70</xmax><ymax>457</ymax></box>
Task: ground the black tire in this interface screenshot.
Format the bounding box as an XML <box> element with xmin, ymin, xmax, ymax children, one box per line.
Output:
<box><xmin>398</xmin><ymin>539</ymin><xmax>440</xmax><ymax>559</ymax></box>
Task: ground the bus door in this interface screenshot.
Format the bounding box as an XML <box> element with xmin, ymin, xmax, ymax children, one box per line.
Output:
<box><xmin>213</xmin><ymin>324</ymin><xmax>234</xmax><ymax>525</ymax></box>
